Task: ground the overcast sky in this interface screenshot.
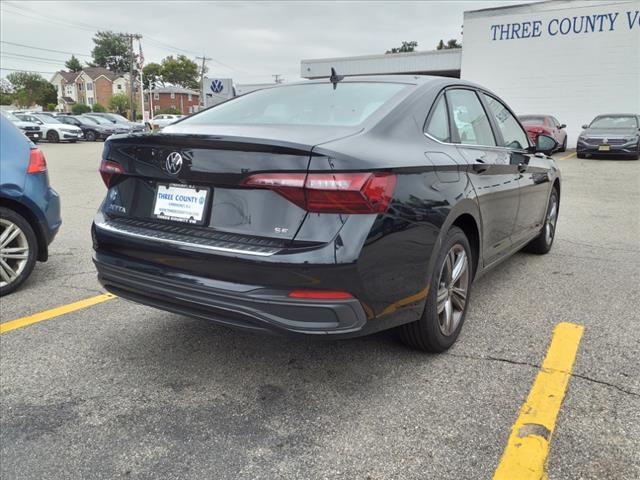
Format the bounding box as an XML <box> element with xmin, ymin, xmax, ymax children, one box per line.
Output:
<box><xmin>1</xmin><ymin>0</ymin><xmax>528</xmax><ymax>84</ymax></box>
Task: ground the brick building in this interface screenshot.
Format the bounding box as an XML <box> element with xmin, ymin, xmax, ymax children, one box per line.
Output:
<box><xmin>145</xmin><ymin>87</ymin><xmax>200</xmax><ymax>115</ymax></box>
<box><xmin>50</xmin><ymin>68</ymin><xmax>139</xmax><ymax>113</ymax></box>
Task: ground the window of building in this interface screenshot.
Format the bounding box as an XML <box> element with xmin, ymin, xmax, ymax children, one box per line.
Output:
<box><xmin>154</xmin><ymin>105</ymin><xmax>160</xmax><ymax>112</ymax></box>
<box><xmin>78</xmin><ymin>83</ymin><xmax>84</xmax><ymax>91</ymax></box>
<box><xmin>188</xmin><ymin>94</ymin><xmax>192</xmax><ymax>101</ymax></box>
<box><xmin>87</xmin><ymin>82</ymin><xmax>93</xmax><ymax>91</ymax></box>
<box><xmin>170</xmin><ymin>92</ymin><xmax>175</xmax><ymax>99</ymax></box>
<box><xmin>117</xmin><ymin>84</ymin><xmax>122</xmax><ymax>90</ymax></box>
<box><xmin>446</xmin><ymin>89</ymin><xmax>496</xmax><ymax>147</ymax></box>
<box><xmin>153</xmin><ymin>92</ymin><xmax>159</xmax><ymax>100</ymax></box>
<box><xmin>188</xmin><ymin>106</ymin><xmax>193</xmax><ymax>113</ymax></box>
<box><xmin>88</xmin><ymin>97</ymin><xmax>94</xmax><ymax>105</ymax></box>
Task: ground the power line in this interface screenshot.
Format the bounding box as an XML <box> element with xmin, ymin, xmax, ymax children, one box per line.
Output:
<box><xmin>0</xmin><ymin>41</ymin><xmax>92</xmax><ymax>58</ymax></box>
<box><xmin>1</xmin><ymin>51</ymin><xmax>69</xmax><ymax>65</ymax></box>
<box><xmin>1</xmin><ymin>2</ymin><xmax>255</xmax><ymax>76</ymax></box>
<box><xmin>0</xmin><ymin>67</ymin><xmax>58</xmax><ymax>74</ymax></box>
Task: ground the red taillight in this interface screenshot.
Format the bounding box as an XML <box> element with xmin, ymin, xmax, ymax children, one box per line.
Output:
<box><xmin>288</xmin><ymin>289</ymin><xmax>354</xmax><ymax>300</ymax></box>
<box><xmin>99</xmin><ymin>159</ymin><xmax>125</xmax><ymax>188</ymax></box>
<box><xmin>27</xmin><ymin>148</ymin><xmax>47</xmax><ymax>174</ymax></box>
<box><xmin>242</xmin><ymin>172</ymin><xmax>396</xmax><ymax>214</ymax></box>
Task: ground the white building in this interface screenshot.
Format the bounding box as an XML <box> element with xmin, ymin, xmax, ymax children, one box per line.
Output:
<box><xmin>300</xmin><ymin>0</ymin><xmax>640</xmax><ymax>144</ymax></box>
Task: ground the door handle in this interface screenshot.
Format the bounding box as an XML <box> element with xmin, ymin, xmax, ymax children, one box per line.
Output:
<box><xmin>517</xmin><ymin>163</ymin><xmax>527</xmax><ymax>173</ymax></box>
<box><xmin>473</xmin><ymin>159</ymin><xmax>488</xmax><ymax>173</ymax></box>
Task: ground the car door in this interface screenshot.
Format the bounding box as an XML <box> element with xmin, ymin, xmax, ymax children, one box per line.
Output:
<box><xmin>481</xmin><ymin>93</ymin><xmax>552</xmax><ymax>246</ymax></box>
<box><xmin>445</xmin><ymin>88</ymin><xmax>520</xmax><ymax>266</ymax></box>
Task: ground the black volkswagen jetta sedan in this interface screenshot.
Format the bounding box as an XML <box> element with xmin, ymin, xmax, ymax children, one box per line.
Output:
<box><xmin>576</xmin><ymin>114</ymin><xmax>640</xmax><ymax>159</ymax></box>
<box><xmin>93</xmin><ymin>76</ymin><xmax>560</xmax><ymax>352</ymax></box>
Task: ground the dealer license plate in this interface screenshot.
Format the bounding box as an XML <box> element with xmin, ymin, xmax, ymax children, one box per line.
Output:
<box><xmin>598</xmin><ymin>145</ymin><xmax>610</xmax><ymax>151</ymax></box>
<box><xmin>153</xmin><ymin>184</ymin><xmax>209</xmax><ymax>224</ymax></box>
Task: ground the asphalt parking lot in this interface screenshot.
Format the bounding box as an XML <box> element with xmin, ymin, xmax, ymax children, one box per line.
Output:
<box><xmin>1</xmin><ymin>142</ymin><xmax>639</xmax><ymax>480</ymax></box>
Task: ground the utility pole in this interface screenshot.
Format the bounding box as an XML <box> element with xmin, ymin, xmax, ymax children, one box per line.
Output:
<box><xmin>272</xmin><ymin>74</ymin><xmax>284</xmax><ymax>84</ymax></box>
<box><xmin>196</xmin><ymin>55</ymin><xmax>212</xmax><ymax>110</ymax></box>
<box><xmin>123</xmin><ymin>33</ymin><xmax>142</xmax><ymax>120</ymax></box>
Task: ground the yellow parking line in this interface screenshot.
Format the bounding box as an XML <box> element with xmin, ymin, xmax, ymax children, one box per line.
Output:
<box><xmin>557</xmin><ymin>152</ymin><xmax>576</xmax><ymax>160</ymax></box>
<box><xmin>0</xmin><ymin>293</ymin><xmax>116</xmax><ymax>334</ymax></box>
<box><xmin>493</xmin><ymin>322</ymin><xmax>584</xmax><ymax>480</ymax></box>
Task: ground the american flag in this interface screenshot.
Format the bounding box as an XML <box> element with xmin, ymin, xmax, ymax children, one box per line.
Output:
<box><xmin>138</xmin><ymin>40</ymin><xmax>144</xmax><ymax>69</ymax></box>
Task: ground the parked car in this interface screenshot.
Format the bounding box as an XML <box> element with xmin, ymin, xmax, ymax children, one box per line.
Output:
<box><xmin>0</xmin><ymin>116</ymin><xmax>61</xmax><ymax>295</ymax></box>
<box><xmin>149</xmin><ymin>114</ymin><xmax>184</xmax><ymax>130</ymax></box>
<box><xmin>15</xmin><ymin>113</ymin><xmax>83</xmax><ymax>143</ymax></box>
<box><xmin>1</xmin><ymin>111</ymin><xmax>42</xmax><ymax>143</ymax></box>
<box><xmin>56</xmin><ymin>114</ymin><xmax>116</xmax><ymax>141</ymax></box>
<box><xmin>85</xmin><ymin>112</ymin><xmax>146</xmax><ymax>133</ymax></box>
<box><xmin>519</xmin><ymin>115</ymin><xmax>567</xmax><ymax>152</ymax></box>
<box><xmin>576</xmin><ymin>114</ymin><xmax>640</xmax><ymax>160</ymax></box>
<box><xmin>80</xmin><ymin>114</ymin><xmax>131</xmax><ymax>135</ymax></box>
<box><xmin>92</xmin><ymin>76</ymin><xmax>560</xmax><ymax>352</ymax></box>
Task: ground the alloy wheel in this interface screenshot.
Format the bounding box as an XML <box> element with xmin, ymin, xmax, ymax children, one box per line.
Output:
<box><xmin>436</xmin><ymin>244</ymin><xmax>469</xmax><ymax>336</ymax></box>
<box><xmin>545</xmin><ymin>194</ymin><xmax>558</xmax><ymax>245</ymax></box>
<box><xmin>0</xmin><ymin>218</ymin><xmax>30</xmax><ymax>287</ymax></box>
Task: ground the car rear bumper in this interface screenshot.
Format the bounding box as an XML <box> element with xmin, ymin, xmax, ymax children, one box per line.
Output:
<box><xmin>94</xmin><ymin>250</ymin><xmax>368</xmax><ymax>337</ymax></box>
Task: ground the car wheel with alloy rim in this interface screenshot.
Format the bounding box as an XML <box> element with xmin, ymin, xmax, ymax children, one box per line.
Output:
<box><xmin>0</xmin><ymin>207</ymin><xmax>38</xmax><ymax>296</ymax></box>
<box><xmin>524</xmin><ymin>187</ymin><xmax>559</xmax><ymax>254</ymax></box>
<box><xmin>47</xmin><ymin>130</ymin><xmax>59</xmax><ymax>143</ymax></box>
<box><xmin>399</xmin><ymin>226</ymin><xmax>472</xmax><ymax>352</ymax></box>
<box><xmin>85</xmin><ymin>131</ymin><xmax>96</xmax><ymax>142</ymax></box>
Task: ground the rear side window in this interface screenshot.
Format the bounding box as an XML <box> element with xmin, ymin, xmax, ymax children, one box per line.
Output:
<box><xmin>446</xmin><ymin>89</ymin><xmax>496</xmax><ymax>146</ymax></box>
<box><xmin>482</xmin><ymin>94</ymin><xmax>529</xmax><ymax>150</ymax></box>
<box><xmin>182</xmin><ymin>83</ymin><xmax>409</xmax><ymax>127</ymax></box>
<box><xmin>424</xmin><ymin>95</ymin><xmax>450</xmax><ymax>142</ymax></box>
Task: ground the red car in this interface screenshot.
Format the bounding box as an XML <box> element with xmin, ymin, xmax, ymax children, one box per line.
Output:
<box><xmin>519</xmin><ymin>115</ymin><xmax>567</xmax><ymax>152</ymax></box>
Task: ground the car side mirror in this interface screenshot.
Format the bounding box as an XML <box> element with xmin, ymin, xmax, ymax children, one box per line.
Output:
<box><xmin>559</xmin><ymin>124</ymin><xmax>566</xmax><ymax>129</ymax></box>
<box><xmin>535</xmin><ymin>134</ymin><xmax>558</xmax><ymax>155</ymax></box>
<box><xmin>582</xmin><ymin>124</ymin><xmax>589</xmax><ymax>129</ymax></box>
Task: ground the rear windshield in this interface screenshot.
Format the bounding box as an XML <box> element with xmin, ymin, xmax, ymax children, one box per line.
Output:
<box><xmin>590</xmin><ymin>116</ymin><xmax>638</xmax><ymax>128</ymax></box>
<box><xmin>519</xmin><ymin>116</ymin><xmax>545</xmax><ymax>125</ymax></box>
<box><xmin>182</xmin><ymin>82</ymin><xmax>409</xmax><ymax>127</ymax></box>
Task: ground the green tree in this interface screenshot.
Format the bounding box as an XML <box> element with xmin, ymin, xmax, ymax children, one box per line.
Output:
<box><xmin>92</xmin><ymin>102</ymin><xmax>106</xmax><ymax>112</ymax></box>
<box><xmin>65</xmin><ymin>55</ymin><xmax>83</xmax><ymax>72</ymax></box>
<box><xmin>72</xmin><ymin>104</ymin><xmax>91</xmax><ymax>114</ymax></box>
<box><xmin>91</xmin><ymin>31</ymin><xmax>133</xmax><ymax>73</ymax></box>
<box><xmin>6</xmin><ymin>72</ymin><xmax>57</xmax><ymax>107</ymax></box>
<box><xmin>436</xmin><ymin>39</ymin><xmax>462</xmax><ymax>50</ymax></box>
<box><xmin>108</xmin><ymin>92</ymin><xmax>130</xmax><ymax>115</ymax></box>
<box><xmin>0</xmin><ymin>79</ymin><xmax>13</xmax><ymax>105</ymax></box>
<box><xmin>142</xmin><ymin>62</ymin><xmax>163</xmax><ymax>90</ymax></box>
<box><xmin>386</xmin><ymin>41</ymin><xmax>418</xmax><ymax>54</ymax></box>
<box><xmin>46</xmin><ymin>103</ymin><xmax>57</xmax><ymax>111</ymax></box>
<box><xmin>160</xmin><ymin>55</ymin><xmax>199</xmax><ymax>89</ymax></box>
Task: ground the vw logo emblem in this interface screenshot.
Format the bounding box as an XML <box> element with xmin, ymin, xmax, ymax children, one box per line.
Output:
<box><xmin>210</xmin><ymin>79</ymin><xmax>224</xmax><ymax>94</ymax></box>
<box><xmin>166</xmin><ymin>152</ymin><xmax>183</xmax><ymax>175</ymax></box>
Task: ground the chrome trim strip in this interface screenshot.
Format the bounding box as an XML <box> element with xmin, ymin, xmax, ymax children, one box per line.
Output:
<box><xmin>95</xmin><ymin>220</ymin><xmax>277</xmax><ymax>257</ymax></box>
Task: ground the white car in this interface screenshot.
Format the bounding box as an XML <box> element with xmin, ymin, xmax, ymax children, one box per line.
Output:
<box><xmin>15</xmin><ymin>113</ymin><xmax>83</xmax><ymax>143</ymax></box>
<box><xmin>1</xmin><ymin>111</ymin><xmax>43</xmax><ymax>143</ymax></box>
<box><xmin>149</xmin><ymin>114</ymin><xmax>183</xmax><ymax>130</ymax></box>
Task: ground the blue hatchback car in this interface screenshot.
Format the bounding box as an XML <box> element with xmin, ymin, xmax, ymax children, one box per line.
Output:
<box><xmin>0</xmin><ymin>115</ymin><xmax>61</xmax><ymax>295</ymax></box>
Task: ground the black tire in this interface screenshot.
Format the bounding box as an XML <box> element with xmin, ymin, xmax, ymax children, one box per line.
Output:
<box><xmin>85</xmin><ymin>130</ymin><xmax>97</xmax><ymax>142</ymax></box>
<box><xmin>524</xmin><ymin>187</ymin><xmax>559</xmax><ymax>255</ymax></box>
<box><xmin>46</xmin><ymin>130</ymin><xmax>60</xmax><ymax>143</ymax></box>
<box><xmin>577</xmin><ymin>152</ymin><xmax>586</xmax><ymax>159</ymax></box>
<box><xmin>398</xmin><ymin>226</ymin><xmax>473</xmax><ymax>352</ymax></box>
<box><xmin>559</xmin><ymin>136</ymin><xmax>567</xmax><ymax>152</ymax></box>
<box><xmin>0</xmin><ymin>207</ymin><xmax>38</xmax><ymax>296</ymax></box>
<box><xmin>69</xmin><ymin>140</ymin><xmax>77</xmax><ymax>143</ymax></box>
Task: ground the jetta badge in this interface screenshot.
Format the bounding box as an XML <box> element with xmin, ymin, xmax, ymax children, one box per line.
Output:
<box><xmin>166</xmin><ymin>152</ymin><xmax>183</xmax><ymax>175</ymax></box>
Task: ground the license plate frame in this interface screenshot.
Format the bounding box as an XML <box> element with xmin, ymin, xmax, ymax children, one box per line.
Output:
<box><xmin>152</xmin><ymin>183</ymin><xmax>210</xmax><ymax>225</ymax></box>
<box><xmin>598</xmin><ymin>145</ymin><xmax>611</xmax><ymax>151</ymax></box>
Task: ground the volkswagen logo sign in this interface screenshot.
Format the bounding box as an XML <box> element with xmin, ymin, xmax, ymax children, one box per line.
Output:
<box><xmin>210</xmin><ymin>79</ymin><xmax>224</xmax><ymax>94</ymax></box>
<box><xmin>166</xmin><ymin>152</ymin><xmax>183</xmax><ymax>175</ymax></box>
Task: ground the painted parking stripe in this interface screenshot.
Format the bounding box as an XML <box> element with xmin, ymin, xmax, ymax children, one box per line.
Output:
<box><xmin>493</xmin><ymin>322</ymin><xmax>584</xmax><ymax>480</ymax></box>
<box><xmin>557</xmin><ymin>152</ymin><xmax>576</xmax><ymax>160</ymax></box>
<box><xmin>0</xmin><ymin>293</ymin><xmax>116</xmax><ymax>334</ymax></box>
